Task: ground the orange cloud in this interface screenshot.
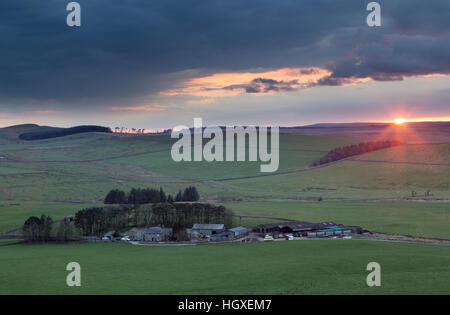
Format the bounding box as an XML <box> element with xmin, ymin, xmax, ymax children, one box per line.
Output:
<box><xmin>161</xmin><ymin>67</ymin><xmax>333</xmax><ymax>97</ymax></box>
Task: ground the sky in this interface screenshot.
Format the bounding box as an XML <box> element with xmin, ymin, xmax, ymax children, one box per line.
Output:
<box><xmin>0</xmin><ymin>0</ymin><xmax>449</xmax><ymax>130</ymax></box>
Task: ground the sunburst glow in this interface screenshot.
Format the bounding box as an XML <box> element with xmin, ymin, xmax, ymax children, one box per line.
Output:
<box><xmin>393</xmin><ymin>118</ymin><xmax>406</xmax><ymax>125</ymax></box>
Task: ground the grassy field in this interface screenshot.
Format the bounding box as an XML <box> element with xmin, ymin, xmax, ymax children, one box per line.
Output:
<box><xmin>0</xmin><ymin>125</ymin><xmax>449</xmax><ymax>294</ymax></box>
<box><xmin>0</xmin><ymin>241</ymin><xmax>449</xmax><ymax>295</ymax></box>
<box><xmin>0</xmin><ymin>128</ymin><xmax>449</xmax><ymax>237</ymax></box>
<box><xmin>223</xmin><ymin>144</ymin><xmax>450</xmax><ymax>201</ymax></box>
<box><xmin>0</xmin><ymin>202</ymin><xmax>96</xmax><ymax>233</ymax></box>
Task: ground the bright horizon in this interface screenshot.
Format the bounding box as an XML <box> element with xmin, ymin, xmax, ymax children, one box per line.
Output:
<box><xmin>2</xmin><ymin>116</ymin><xmax>450</xmax><ymax>132</ymax></box>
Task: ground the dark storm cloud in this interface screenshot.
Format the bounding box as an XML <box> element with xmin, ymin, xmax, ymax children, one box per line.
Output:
<box><xmin>226</xmin><ymin>78</ymin><xmax>300</xmax><ymax>93</ymax></box>
<box><xmin>0</xmin><ymin>0</ymin><xmax>448</xmax><ymax>109</ymax></box>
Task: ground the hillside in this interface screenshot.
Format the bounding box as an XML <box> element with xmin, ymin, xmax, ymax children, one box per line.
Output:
<box><xmin>0</xmin><ymin>124</ymin><xmax>61</xmax><ymax>143</ymax></box>
<box><xmin>18</xmin><ymin>125</ymin><xmax>112</xmax><ymax>140</ymax></box>
<box><xmin>0</xmin><ymin>128</ymin><xmax>449</xmax><ymax>239</ymax></box>
<box><xmin>0</xmin><ymin>124</ymin><xmax>112</xmax><ymax>143</ymax></box>
<box><xmin>280</xmin><ymin>122</ymin><xmax>450</xmax><ymax>144</ymax></box>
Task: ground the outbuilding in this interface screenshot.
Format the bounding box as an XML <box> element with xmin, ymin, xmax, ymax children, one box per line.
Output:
<box><xmin>210</xmin><ymin>230</ymin><xmax>234</xmax><ymax>242</ymax></box>
<box><xmin>191</xmin><ymin>224</ymin><xmax>226</xmax><ymax>237</ymax></box>
<box><xmin>229</xmin><ymin>226</ymin><xmax>249</xmax><ymax>238</ymax></box>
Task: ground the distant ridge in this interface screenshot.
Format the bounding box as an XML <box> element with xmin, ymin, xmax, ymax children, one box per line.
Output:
<box><xmin>155</xmin><ymin>121</ymin><xmax>450</xmax><ymax>135</ymax></box>
<box><xmin>18</xmin><ymin>125</ymin><xmax>112</xmax><ymax>141</ymax></box>
<box><xmin>285</xmin><ymin>121</ymin><xmax>450</xmax><ymax>129</ymax></box>
<box><xmin>3</xmin><ymin>124</ymin><xmax>40</xmax><ymax>129</ymax></box>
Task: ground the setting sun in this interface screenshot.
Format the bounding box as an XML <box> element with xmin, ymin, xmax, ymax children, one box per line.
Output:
<box><xmin>393</xmin><ymin>118</ymin><xmax>406</xmax><ymax>125</ymax></box>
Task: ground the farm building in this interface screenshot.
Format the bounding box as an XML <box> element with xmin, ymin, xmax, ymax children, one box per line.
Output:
<box><xmin>190</xmin><ymin>224</ymin><xmax>226</xmax><ymax>238</ymax></box>
<box><xmin>254</xmin><ymin>221</ymin><xmax>359</xmax><ymax>238</ymax></box>
<box><xmin>254</xmin><ymin>221</ymin><xmax>337</xmax><ymax>234</ymax></box>
<box><xmin>210</xmin><ymin>230</ymin><xmax>234</xmax><ymax>242</ymax></box>
<box><xmin>229</xmin><ymin>226</ymin><xmax>249</xmax><ymax>238</ymax></box>
<box><xmin>190</xmin><ymin>224</ymin><xmax>249</xmax><ymax>242</ymax></box>
<box><xmin>136</xmin><ymin>227</ymin><xmax>173</xmax><ymax>242</ymax></box>
<box><xmin>344</xmin><ymin>226</ymin><xmax>363</xmax><ymax>234</ymax></box>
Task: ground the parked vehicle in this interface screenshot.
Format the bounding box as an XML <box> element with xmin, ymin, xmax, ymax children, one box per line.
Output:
<box><xmin>121</xmin><ymin>236</ymin><xmax>131</xmax><ymax>241</ymax></box>
<box><xmin>264</xmin><ymin>235</ymin><xmax>274</xmax><ymax>241</ymax></box>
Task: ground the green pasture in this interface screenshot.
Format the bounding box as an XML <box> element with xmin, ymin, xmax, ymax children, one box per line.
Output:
<box><xmin>1</xmin><ymin>240</ymin><xmax>449</xmax><ymax>295</ymax></box>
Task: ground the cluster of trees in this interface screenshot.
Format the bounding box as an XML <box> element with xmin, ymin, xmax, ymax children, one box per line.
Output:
<box><xmin>55</xmin><ymin>220</ymin><xmax>74</xmax><ymax>242</ymax></box>
<box><xmin>176</xmin><ymin>186</ymin><xmax>200</xmax><ymax>202</ymax></box>
<box><xmin>104</xmin><ymin>186</ymin><xmax>200</xmax><ymax>204</ymax></box>
<box><xmin>23</xmin><ymin>214</ymin><xmax>74</xmax><ymax>242</ymax></box>
<box><xmin>22</xmin><ymin>202</ymin><xmax>229</xmax><ymax>242</ymax></box>
<box><xmin>75</xmin><ymin>206</ymin><xmax>133</xmax><ymax>236</ymax></box>
<box><xmin>104</xmin><ymin>189</ymin><xmax>128</xmax><ymax>204</ymax></box>
<box><xmin>74</xmin><ymin>203</ymin><xmax>233</xmax><ymax>239</ymax></box>
<box><xmin>113</xmin><ymin>127</ymin><xmax>146</xmax><ymax>134</ymax></box>
<box><xmin>19</xmin><ymin>125</ymin><xmax>112</xmax><ymax>140</ymax></box>
<box><xmin>311</xmin><ymin>140</ymin><xmax>403</xmax><ymax>166</ymax></box>
<box><xmin>23</xmin><ymin>215</ymin><xmax>54</xmax><ymax>242</ymax></box>
<box><xmin>133</xmin><ymin>203</ymin><xmax>232</xmax><ymax>232</ymax></box>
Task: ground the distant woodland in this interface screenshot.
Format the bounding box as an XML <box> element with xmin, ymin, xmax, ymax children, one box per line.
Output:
<box><xmin>75</xmin><ymin>203</ymin><xmax>232</xmax><ymax>238</ymax></box>
<box><xmin>104</xmin><ymin>186</ymin><xmax>200</xmax><ymax>204</ymax></box>
<box><xmin>22</xmin><ymin>202</ymin><xmax>233</xmax><ymax>242</ymax></box>
<box><xmin>19</xmin><ymin>125</ymin><xmax>112</xmax><ymax>140</ymax></box>
<box><xmin>312</xmin><ymin>140</ymin><xmax>403</xmax><ymax>166</ymax></box>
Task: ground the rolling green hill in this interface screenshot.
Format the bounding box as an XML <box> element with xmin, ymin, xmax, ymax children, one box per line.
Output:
<box><xmin>18</xmin><ymin>125</ymin><xmax>111</xmax><ymax>141</ymax></box>
<box><xmin>0</xmin><ymin>129</ymin><xmax>449</xmax><ymax>237</ymax></box>
<box><xmin>0</xmin><ymin>124</ymin><xmax>60</xmax><ymax>143</ymax></box>
<box><xmin>0</xmin><ymin>125</ymin><xmax>449</xmax><ymax>295</ymax></box>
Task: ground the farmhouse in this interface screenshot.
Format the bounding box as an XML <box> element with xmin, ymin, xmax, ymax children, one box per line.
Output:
<box><xmin>136</xmin><ymin>227</ymin><xmax>173</xmax><ymax>242</ymax></box>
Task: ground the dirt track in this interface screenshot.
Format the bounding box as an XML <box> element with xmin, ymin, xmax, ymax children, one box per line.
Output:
<box><xmin>355</xmin><ymin>232</ymin><xmax>450</xmax><ymax>246</ymax></box>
